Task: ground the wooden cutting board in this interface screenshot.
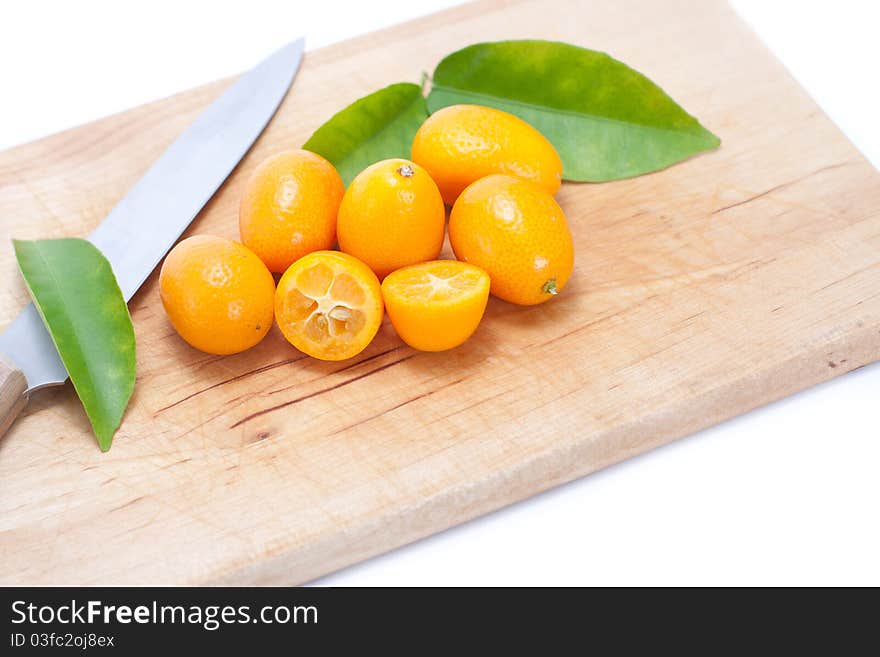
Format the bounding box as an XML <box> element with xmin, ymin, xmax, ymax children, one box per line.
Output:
<box><xmin>1</xmin><ymin>0</ymin><xmax>879</xmax><ymax>585</ymax></box>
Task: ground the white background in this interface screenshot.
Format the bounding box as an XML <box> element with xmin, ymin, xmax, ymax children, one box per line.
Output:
<box><xmin>2</xmin><ymin>1</ymin><xmax>878</xmax><ymax>585</ymax></box>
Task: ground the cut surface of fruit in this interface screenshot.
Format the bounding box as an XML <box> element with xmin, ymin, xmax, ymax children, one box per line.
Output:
<box><xmin>275</xmin><ymin>251</ymin><xmax>383</xmax><ymax>361</ymax></box>
<box><xmin>381</xmin><ymin>260</ymin><xmax>490</xmax><ymax>352</ymax></box>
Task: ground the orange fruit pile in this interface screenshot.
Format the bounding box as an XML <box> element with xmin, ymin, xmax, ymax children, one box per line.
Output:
<box><xmin>159</xmin><ymin>103</ymin><xmax>575</xmax><ymax>362</ymax></box>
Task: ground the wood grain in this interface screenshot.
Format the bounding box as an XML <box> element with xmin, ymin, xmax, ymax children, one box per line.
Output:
<box><xmin>1</xmin><ymin>0</ymin><xmax>879</xmax><ymax>585</ymax></box>
<box><xmin>0</xmin><ymin>356</ymin><xmax>28</xmax><ymax>438</ymax></box>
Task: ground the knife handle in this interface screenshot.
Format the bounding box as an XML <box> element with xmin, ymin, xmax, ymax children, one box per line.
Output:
<box><xmin>0</xmin><ymin>356</ymin><xmax>29</xmax><ymax>437</ymax></box>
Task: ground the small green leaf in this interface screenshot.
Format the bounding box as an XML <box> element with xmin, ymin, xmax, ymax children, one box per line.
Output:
<box><xmin>303</xmin><ymin>82</ymin><xmax>428</xmax><ymax>186</ymax></box>
<box><xmin>426</xmin><ymin>40</ymin><xmax>721</xmax><ymax>182</ymax></box>
<box><xmin>14</xmin><ymin>238</ymin><xmax>135</xmax><ymax>451</ymax></box>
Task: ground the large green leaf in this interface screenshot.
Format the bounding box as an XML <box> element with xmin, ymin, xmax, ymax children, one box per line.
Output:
<box><xmin>303</xmin><ymin>82</ymin><xmax>429</xmax><ymax>186</ymax></box>
<box><xmin>426</xmin><ymin>40</ymin><xmax>721</xmax><ymax>182</ymax></box>
<box><xmin>14</xmin><ymin>238</ymin><xmax>135</xmax><ymax>451</ymax></box>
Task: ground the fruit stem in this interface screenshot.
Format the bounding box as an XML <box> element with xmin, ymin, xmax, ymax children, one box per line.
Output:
<box><xmin>397</xmin><ymin>164</ymin><xmax>415</xmax><ymax>178</ymax></box>
<box><xmin>542</xmin><ymin>279</ymin><xmax>559</xmax><ymax>296</ymax></box>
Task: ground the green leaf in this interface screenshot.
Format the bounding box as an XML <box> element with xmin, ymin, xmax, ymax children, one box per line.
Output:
<box><xmin>303</xmin><ymin>82</ymin><xmax>429</xmax><ymax>186</ymax></box>
<box><xmin>426</xmin><ymin>40</ymin><xmax>721</xmax><ymax>182</ymax></box>
<box><xmin>14</xmin><ymin>238</ymin><xmax>135</xmax><ymax>451</ymax></box>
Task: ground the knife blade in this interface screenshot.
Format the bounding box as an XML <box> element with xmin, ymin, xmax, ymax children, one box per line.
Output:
<box><xmin>0</xmin><ymin>38</ymin><xmax>304</xmax><ymax>393</ymax></box>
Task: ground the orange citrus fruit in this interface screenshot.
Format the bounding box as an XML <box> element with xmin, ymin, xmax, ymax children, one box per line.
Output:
<box><xmin>382</xmin><ymin>260</ymin><xmax>490</xmax><ymax>352</ymax></box>
<box><xmin>159</xmin><ymin>235</ymin><xmax>275</xmax><ymax>355</ymax></box>
<box><xmin>275</xmin><ymin>250</ymin><xmax>383</xmax><ymax>361</ymax></box>
<box><xmin>412</xmin><ymin>104</ymin><xmax>562</xmax><ymax>205</ymax></box>
<box><xmin>336</xmin><ymin>158</ymin><xmax>445</xmax><ymax>279</ymax></box>
<box><xmin>449</xmin><ymin>174</ymin><xmax>574</xmax><ymax>306</ymax></box>
<box><xmin>239</xmin><ymin>149</ymin><xmax>344</xmax><ymax>273</ymax></box>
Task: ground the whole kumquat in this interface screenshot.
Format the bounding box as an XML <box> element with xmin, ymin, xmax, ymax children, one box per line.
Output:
<box><xmin>159</xmin><ymin>235</ymin><xmax>275</xmax><ymax>355</ymax></box>
<box><xmin>337</xmin><ymin>158</ymin><xmax>445</xmax><ymax>279</ymax></box>
<box><xmin>412</xmin><ymin>104</ymin><xmax>562</xmax><ymax>205</ymax></box>
<box><xmin>239</xmin><ymin>149</ymin><xmax>344</xmax><ymax>273</ymax></box>
<box><xmin>449</xmin><ymin>174</ymin><xmax>574</xmax><ymax>306</ymax></box>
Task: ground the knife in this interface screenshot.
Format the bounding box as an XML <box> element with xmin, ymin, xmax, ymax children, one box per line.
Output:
<box><xmin>0</xmin><ymin>38</ymin><xmax>305</xmax><ymax>436</ymax></box>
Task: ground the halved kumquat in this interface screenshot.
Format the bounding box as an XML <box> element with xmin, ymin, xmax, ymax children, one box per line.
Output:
<box><xmin>381</xmin><ymin>260</ymin><xmax>490</xmax><ymax>352</ymax></box>
<box><xmin>275</xmin><ymin>250</ymin><xmax>383</xmax><ymax>361</ymax></box>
